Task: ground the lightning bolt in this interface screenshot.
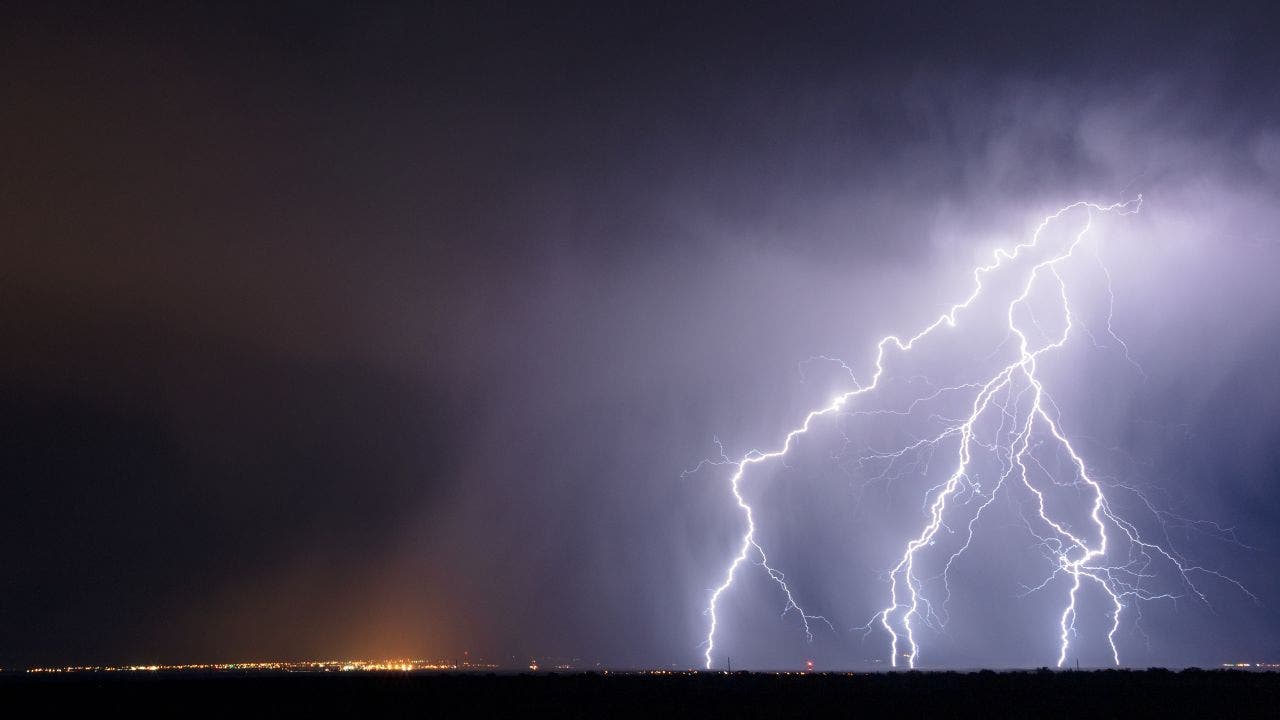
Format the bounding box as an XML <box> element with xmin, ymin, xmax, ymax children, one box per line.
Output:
<box><xmin>696</xmin><ymin>196</ymin><xmax>1254</xmax><ymax>669</ymax></box>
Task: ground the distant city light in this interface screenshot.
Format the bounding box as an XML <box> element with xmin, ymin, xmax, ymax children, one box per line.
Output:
<box><xmin>25</xmin><ymin>658</ymin><xmax>499</xmax><ymax>674</ymax></box>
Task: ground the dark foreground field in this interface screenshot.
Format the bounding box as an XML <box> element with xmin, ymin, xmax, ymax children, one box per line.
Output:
<box><xmin>5</xmin><ymin>669</ymin><xmax>1278</xmax><ymax>717</ymax></box>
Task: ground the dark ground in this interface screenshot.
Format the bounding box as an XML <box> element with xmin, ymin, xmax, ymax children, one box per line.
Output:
<box><xmin>3</xmin><ymin>669</ymin><xmax>1278</xmax><ymax>717</ymax></box>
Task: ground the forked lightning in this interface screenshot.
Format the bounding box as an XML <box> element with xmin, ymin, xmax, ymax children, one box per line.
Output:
<box><xmin>695</xmin><ymin>197</ymin><xmax>1253</xmax><ymax>669</ymax></box>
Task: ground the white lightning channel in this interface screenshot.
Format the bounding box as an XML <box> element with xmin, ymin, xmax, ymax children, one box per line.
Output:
<box><xmin>696</xmin><ymin>196</ymin><xmax>1253</xmax><ymax>670</ymax></box>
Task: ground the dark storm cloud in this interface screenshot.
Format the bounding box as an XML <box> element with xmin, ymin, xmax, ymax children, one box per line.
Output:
<box><xmin>2</xmin><ymin>2</ymin><xmax>1278</xmax><ymax>668</ymax></box>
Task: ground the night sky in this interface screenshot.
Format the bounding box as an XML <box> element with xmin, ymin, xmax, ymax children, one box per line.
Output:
<box><xmin>3</xmin><ymin>1</ymin><xmax>1279</xmax><ymax>670</ymax></box>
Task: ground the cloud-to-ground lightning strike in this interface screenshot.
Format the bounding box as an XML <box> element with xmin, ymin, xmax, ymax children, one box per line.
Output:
<box><xmin>696</xmin><ymin>197</ymin><xmax>1254</xmax><ymax>670</ymax></box>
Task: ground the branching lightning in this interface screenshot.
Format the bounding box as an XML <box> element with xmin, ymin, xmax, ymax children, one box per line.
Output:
<box><xmin>694</xmin><ymin>197</ymin><xmax>1254</xmax><ymax>669</ymax></box>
